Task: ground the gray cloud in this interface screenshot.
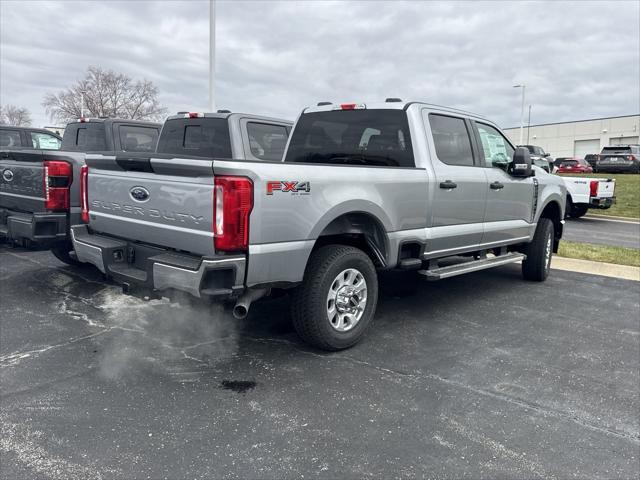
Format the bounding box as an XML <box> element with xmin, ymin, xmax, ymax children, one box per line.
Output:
<box><xmin>1</xmin><ymin>0</ymin><xmax>638</xmax><ymax>129</ymax></box>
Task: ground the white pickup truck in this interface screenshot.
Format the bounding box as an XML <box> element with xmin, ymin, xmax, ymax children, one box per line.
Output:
<box><xmin>563</xmin><ymin>177</ymin><xmax>615</xmax><ymax>218</ymax></box>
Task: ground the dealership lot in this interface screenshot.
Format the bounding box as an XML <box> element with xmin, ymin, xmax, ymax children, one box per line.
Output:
<box><xmin>1</xmin><ymin>247</ymin><xmax>639</xmax><ymax>479</ymax></box>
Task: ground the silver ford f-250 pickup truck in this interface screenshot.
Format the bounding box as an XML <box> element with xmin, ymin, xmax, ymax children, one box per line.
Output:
<box><xmin>72</xmin><ymin>100</ymin><xmax>566</xmax><ymax>350</ymax></box>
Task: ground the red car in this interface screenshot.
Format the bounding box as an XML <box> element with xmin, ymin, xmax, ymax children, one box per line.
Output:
<box><xmin>557</xmin><ymin>158</ymin><xmax>593</xmax><ymax>174</ymax></box>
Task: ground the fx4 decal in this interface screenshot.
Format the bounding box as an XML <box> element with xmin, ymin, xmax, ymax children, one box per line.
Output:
<box><xmin>267</xmin><ymin>181</ymin><xmax>311</xmax><ymax>195</ymax></box>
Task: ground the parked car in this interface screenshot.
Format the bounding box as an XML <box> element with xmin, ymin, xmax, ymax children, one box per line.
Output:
<box><xmin>519</xmin><ymin>144</ymin><xmax>553</xmax><ymax>172</ymax></box>
<box><xmin>597</xmin><ymin>145</ymin><xmax>640</xmax><ymax>173</ymax></box>
<box><xmin>584</xmin><ymin>153</ymin><xmax>599</xmax><ymax>171</ymax></box>
<box><xmin>1</xmin><ymin>118</ymin><xmax>161</xmax><ymax>264</ymax></box>
<box><xmin>0</xmin><ymin>125</ymin><xmax>62</xmax><ymax>150</ymax></box>
<box><xmin>557</xmin><ymin>158</ymin><xmax>593</xmax><ymax>174</ymax></box>
<box><xmin>71</xmin><ymin>100</ymin><xmax>566</xmax><ymax>351</ymax></box>
<box><xmin>563</xmin><ymin>177</ymin><xmax>615</xmax><ymax>218</ymax></box>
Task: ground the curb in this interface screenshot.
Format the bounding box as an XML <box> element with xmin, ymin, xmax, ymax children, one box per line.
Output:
<box><xmin>552</xmin><ymin>256</ymin><xmax>640</xmax><ymax>282</ymax></box>
<box><xmin>585</xmin><ymin>214</ymin><xmax>640</xmax><ymax>223</ymax></box>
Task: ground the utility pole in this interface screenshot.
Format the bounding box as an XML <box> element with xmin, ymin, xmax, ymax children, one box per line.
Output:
<box><xmin>209</xmin><ymin>0</ymin><xmax>216</xmax><ymax>112</ymax></box>
<box><xmin>513</xmin><ymin>84</ymin><xmax>526</xmax><ymax>145</ymax></box>
<box><xmin>527</xmin><ymin>104</ymin><xmax>532</xmax><ymax>144</ymax></box>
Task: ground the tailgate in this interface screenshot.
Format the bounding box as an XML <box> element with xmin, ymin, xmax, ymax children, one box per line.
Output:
<box><xmin>596</xmin><ymin>179</ymin><xmax>615</xmax><ymax>198</ymax></box>
<box><xmin>86</xmin><ymin>153</ymin><xmax>216</xmax><ymax>256</ymax></box>
<box><xmin>0</xmin><ymin>150</ymin><xmax>46</xmax><ymax>212</ymax></box>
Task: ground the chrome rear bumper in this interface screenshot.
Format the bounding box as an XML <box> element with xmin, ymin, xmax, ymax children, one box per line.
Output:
<box><xmin>71</xmin><ymin>225</ymin><xmax>246</xmax><ymax>299</ymax></box>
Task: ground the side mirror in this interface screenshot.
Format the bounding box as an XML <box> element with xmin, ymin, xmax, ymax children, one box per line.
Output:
<box><xmin>543</xmin><ymin>153</ymin><xmax>550</xmax><ymax>158</ymax></box>
<box><xmin>509</xmin><ymin>147</ymin><xmax>533</xmax><ymax>177</ymax></box>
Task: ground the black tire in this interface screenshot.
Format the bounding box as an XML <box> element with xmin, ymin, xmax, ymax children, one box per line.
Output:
<box><xmin>50</xmin><ymin>243</ymin><xmax>81</xmax><ymax>266</ymax></box>
<box><xmin>291</xmin><ymin>245</ymin><xmax>378</xmax><ymax>351</ymax></box>
<box><xmin>571</xmin><ymin>205</ymin><xmax>589</xmax><ymax>218</ymax></box>
<box><xmin>565</xmin><ymin>196</ymin><xmax>573</xmax><ymax>219</ymax></box>
<box><xmin>522</xmin><ymin>218</ymin><xmax>554</xmax><ymax>282</ymax></box>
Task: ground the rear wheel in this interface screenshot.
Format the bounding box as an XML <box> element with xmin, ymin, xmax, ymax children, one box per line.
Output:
<box><xmin>522</xmin><ymin>218</ymin><xmax>554</xmax><ymax>282</ymax></box>
<box><xmin>565</xmin><ymin>196</ymin><xmax>573</xmax><ymax>219</ymax></box>
<box><xmin>571</xmin><ymin>205</ymin><xmax>589</xmax><ymax>218</ymax></box>
<box><xmin>291</xmin><ymin>245</ymin><xmax>378</xmax><ymax>351</ymax></box>
<box><xmin>50</xmin><ymin>243</ymin><xmax>81</xmax><ymax>266</ymax></box>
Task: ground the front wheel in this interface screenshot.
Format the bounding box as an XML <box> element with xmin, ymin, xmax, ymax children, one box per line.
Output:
<box><xmin>522</xmin><ymin>218</ymin><xmax>554</xmax><ymax>282</ymax></box>
<box><xmin>291</xmin><ymin>245</ymin><xmax>378</xmax><ymax>351</ymax></box>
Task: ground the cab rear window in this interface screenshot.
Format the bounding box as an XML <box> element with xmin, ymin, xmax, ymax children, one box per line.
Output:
<box><xmin>157</xmin><ymin>118</ymin><xmax>232</xmax><ymax>158</ymax></box>
<box><xmin>284</xmin><ymin>110</ymin><xmax>415</xmax><ymax>167</ymax></box>
<box><xmin>61</xmin><ymin>123</ymin><xmax>107</xmax><ymax>152</ymax></box>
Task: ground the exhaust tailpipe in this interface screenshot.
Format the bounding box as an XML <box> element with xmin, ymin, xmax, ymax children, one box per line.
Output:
<box><xmin>232</xmin><ymin>288</ymin><xmax>269</xmax><ymax>319</ymax></box>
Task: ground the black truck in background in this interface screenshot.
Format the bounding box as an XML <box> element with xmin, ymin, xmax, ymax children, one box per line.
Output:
<box><xmin>0</xmin><ymin>118</ymin><xmax>161</xmax><ymax>264</ymax></box>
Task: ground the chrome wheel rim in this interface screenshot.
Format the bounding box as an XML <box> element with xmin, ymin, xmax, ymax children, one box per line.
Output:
<box><xmin>326</xmin><ymin>268</ymin><xmax>367</xmax><ymax>332</ymax></box>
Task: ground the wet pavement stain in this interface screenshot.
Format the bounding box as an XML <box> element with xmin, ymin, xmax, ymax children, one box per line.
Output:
<box><xmin>220</xmin><ymin>380</ymin><xmax>257</xmax><ymax>394</ymax></box>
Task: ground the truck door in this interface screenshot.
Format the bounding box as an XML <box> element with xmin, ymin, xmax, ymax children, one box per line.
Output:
<box><xmin>422</xmin><ymin>111</ymin><xmax>487</xmax><ymax>254</ymax></box>
<box><xmin>472</xmin><ymin>121</ymin><xmax>534</xmax><ymax>244</ymax></box>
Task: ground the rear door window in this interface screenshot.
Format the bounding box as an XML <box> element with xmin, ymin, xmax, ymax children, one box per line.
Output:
<box><xmin>61</xmin><ymin>123</ymin><xmax>107</xmax><ymax>151</ymax></box>
<box><xmin>118</xmin><ymin>125</ymin><xmax>159</xmax><ymax>152</ymax></box>
<box><xmin>30</xmin><ymin>132</ymin><xmax>61</xmax><ymax>150</ymax></box>
<box><xmin>0</xmin><ymin>129</ymin><xmax>21</xmax><ymax>148</ymax></box>
<box><xmin>428</xmin><ymin>114</ymin><xmax>474</xmax><ymax>166</ymax></box>
<box><xmin>157</xmin><ymin>118</ymin><xmax>232</xmax><ymax>158</ymax></box>
<box><xmin>284</xmin><ymin>109</ymin><xmax>414</xmax><ymax>167</ymax></box>
<box><xmin>246</xmin><ymin>122</ymin><xmax>289</xmax><ymax>160</ymax></box>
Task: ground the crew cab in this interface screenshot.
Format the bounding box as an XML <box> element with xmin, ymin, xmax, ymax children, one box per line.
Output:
<box><xmin>2</xmin><ymin>113</ymin><xmax>291</xmax><ymax>264</ymax></box>
<box><xmin>1</xmin><ymin>118</ymin><xmax>161</xmax><ymax>263</ymax></box>
<box><xmin>563</xmin><ymin>177</ymin><xmax>615</xmax><ymax>218</ymax></box>
<box><xmin>0</xmin><ymin>126</ymin><xmax>62</xmax><ymax>150</ymax></box>
<box><xmin>71</xmin><ymin>100</ymin><xmax>566</xmax><ymax>350</ymax></box>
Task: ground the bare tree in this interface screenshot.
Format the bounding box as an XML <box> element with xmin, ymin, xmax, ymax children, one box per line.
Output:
<box><xmin>0</xmin><ymin>104</ymin><xmax>32</xmax><ymax>126</ymax></box>
<box><xmin>42</xmin><ymin>66</ymin><xmax>167</xmax><ymax>123</ymax></box>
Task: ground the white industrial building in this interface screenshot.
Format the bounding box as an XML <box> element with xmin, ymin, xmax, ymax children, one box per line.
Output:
<box><xmin>503</xmin><ymin>114</ymin><xmax>640</xmax><ymax>159</ymax></box>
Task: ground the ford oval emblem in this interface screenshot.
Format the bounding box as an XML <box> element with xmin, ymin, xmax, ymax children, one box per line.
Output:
<box><xmin>2</xmin><ymin>169</ymin><xmax>14</xmax><ymax>182</ymax></box>
<box><xmin>130</xmin><ymin>186</ymin><xmax>150</xmax><ymax>202</ymax></box>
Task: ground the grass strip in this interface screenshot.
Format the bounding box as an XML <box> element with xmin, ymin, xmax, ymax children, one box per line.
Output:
<box><xmin>558</xmin><ymin>240</ymin><xmax>640</xmax><ymax>267</ymax></box>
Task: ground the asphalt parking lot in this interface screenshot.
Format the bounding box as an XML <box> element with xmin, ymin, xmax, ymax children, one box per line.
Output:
<box><xmin>1</xmin><ymin>247</ymin><xmax>639</xmax><ymax>479</ymax></box>
<box><xmin>564</xmin><ymin>216</ymin><xmax>640</xmax><ymax>249</ymax></box>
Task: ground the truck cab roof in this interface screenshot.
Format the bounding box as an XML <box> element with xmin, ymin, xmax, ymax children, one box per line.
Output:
<box><xmin>302</xmin><ymin>100</ymin><xmax>488</xmax><ymax>122</ymax></box>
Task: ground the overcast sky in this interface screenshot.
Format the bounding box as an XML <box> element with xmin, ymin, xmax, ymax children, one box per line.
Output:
<box><xmin>1</xmin><ymin>0</ymin><xmax>638</xmax><ymax>128</ymax></box>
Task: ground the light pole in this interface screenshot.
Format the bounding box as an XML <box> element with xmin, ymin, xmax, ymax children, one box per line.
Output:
<box><xmin>527</xmin><ymin>104</ymin><xmax>532</xmax><ymax>144</ymax></box>
<box><xmin>513</xmin><ymin>84</ymin><xmax>526</xmax><ymax>145</ymax></box>
<box><xmin>209</xmin><ymin>0</ymin><xmax>216</xmax><ymax>112</ymax></box>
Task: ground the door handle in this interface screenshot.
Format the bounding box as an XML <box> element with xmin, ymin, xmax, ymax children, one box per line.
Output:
<box><xmin>490</xmin><ymin>181</ymin><xmax>504</xmax><ymax>190</ymax></box>
<box><xmin>439</xmin><ymin>180</ymin><xmax>457</xmax><ymax>189</ymax></box>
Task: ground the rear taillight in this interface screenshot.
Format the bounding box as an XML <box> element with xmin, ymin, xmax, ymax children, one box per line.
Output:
<box><xmin>213</xmin><ymin>176</ymin><xmax>253</xmax><ymax>252</ymax></box>
<box><xmin>43</xmin><ymin>160</ymin><xmax>72</xmax><ymax>211</ymax></box>
<box><xmin>80</xmin><ymin>165</ymin><xmax>89</xmax><ymax>223</ymax></box>
<box><xmin>629</xmin><ymin>155</ymin><xmax>636</xmax><ymax>161</ymax></box>
<box><xmin>589</xmin><ymin>180</ymin><xmax>598</xmax><ymax>197</ymax></box>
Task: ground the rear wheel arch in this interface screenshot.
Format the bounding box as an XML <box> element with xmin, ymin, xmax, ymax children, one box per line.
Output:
<box><xmin>312</xmin><ymin>212</ymin><xmax>389</xmax><ymax>269</ymax></box>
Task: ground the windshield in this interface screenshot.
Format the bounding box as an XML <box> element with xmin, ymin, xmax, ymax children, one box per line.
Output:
<box><xmin>157</xmin><ymin>117</ymin><xmax>232</xmax><ymax>158</ymax></box>
<box><xmin>284</xmin><ymin>109</ymin><xmax>415</xmax><ymax>167</ymax></box>
<box><xmin>601</xmin><ymin>146</ymin><xmax>631</xmax><ymax>154</ymax></box>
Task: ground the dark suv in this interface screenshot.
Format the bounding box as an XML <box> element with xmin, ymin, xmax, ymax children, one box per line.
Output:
<box><xmin>597</xmin><ymin>145</ymin><xmax>640</xmax><ymax>173</ymax></box>
<box><xmin>0</xmin><ymin>126</ymin><xmax>62</xmax><ymax>150</ymax></box>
